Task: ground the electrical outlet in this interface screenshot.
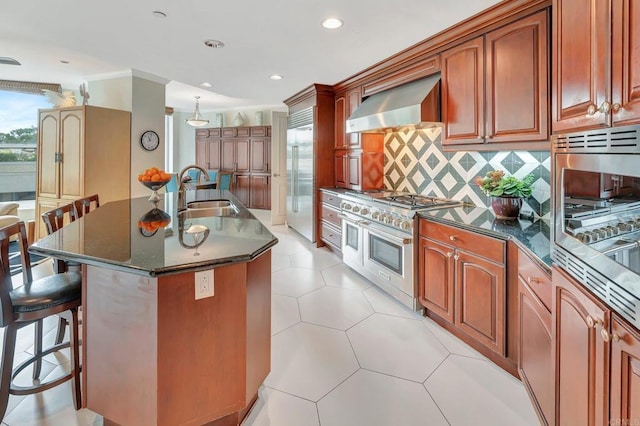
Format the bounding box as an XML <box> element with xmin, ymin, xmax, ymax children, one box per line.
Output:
<box><xmin>195</xmin><ymin>270</ymin><xmax>214</xmax><ymax>300</ymax></box>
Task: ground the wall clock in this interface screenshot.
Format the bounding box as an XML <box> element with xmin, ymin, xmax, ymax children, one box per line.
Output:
<box><xmin>140</xmin><ymin>130</ymin><xmax>160</xmax><ymax>151</ymax></box>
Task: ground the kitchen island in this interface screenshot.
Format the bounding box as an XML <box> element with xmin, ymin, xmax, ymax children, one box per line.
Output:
<box><xmin>30</xmin><ymin>190</ymin><xmax>277</xmax><ymax>426</ymax></box>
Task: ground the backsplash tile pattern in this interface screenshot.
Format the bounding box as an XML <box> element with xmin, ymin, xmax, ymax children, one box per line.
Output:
<box><xmin>383</xmin><ymin>127</ymin><xmax>552</xmax><ymax>218</ymax></box>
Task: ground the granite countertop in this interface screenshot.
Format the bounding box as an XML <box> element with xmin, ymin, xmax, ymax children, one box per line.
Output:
<box><xmin>418</xmin><ymin>204</ymin><xmax>552</xmax><ymax>272</ymax></box>
<box><xmin>30</xmin><ymin>189</ymin><xmax>278</xmax><ymax>277</ymax></box>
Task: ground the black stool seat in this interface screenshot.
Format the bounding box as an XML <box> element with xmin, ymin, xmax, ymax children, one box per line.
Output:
<box><xmin>11</xmin><ymin>272</ymin><xmax>81</xmax><ymax>313</ymax></box>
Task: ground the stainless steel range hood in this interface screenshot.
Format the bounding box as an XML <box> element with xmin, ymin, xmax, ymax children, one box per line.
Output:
<box><xmin>346</xmin><ymin>73</ymin><xmax>441</xmax><ymax>133</ymax></box>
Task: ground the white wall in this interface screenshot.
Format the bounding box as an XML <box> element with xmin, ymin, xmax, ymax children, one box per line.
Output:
<box><xmin>88</xmin><ymin>77</ymin><xmax>133</xmax><ymax>111</ymax></box>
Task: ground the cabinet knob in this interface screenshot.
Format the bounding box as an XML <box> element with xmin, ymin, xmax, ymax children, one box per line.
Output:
<box><xmin>477</xmin><ymin>136</ymin><xmax>484</xmax><ymax>141</ymax></box>
<box><xmin>449</xmin><ymin>235</ymin><xmax>457</xmax><ymax>241</ymax></box>
<box><xmin>601</xmin><ymin>329</ymin><xmax>621</xmax><ymax>343</ymax></box>
<box><xmin>446</xmin><ymin>252</ymin><xmax>453</xmax><ymax>258</ymax></box>
<box><xmin>612</xmin><ymin>103</ymin><xmax>622</xmax><ymax>113</ymax></box>
<box><xmin>527</xmin><ymin>277</ymin><xmax>541</xmax><ymax>285</ymax></box>
<box><xmin>586</xmin><ymin>315</ymin><xmax>604</xmax><ymax>329</ymax></box>
<box><xmin>587</xmin><ymin>101</ymin><xmax>612</xmax><ymax>116</ymax></box>
<box><xmin>273</xmin><ymin>173</ymin><xmax>280</xmax><ymax>177</ymax></box>
<box><xmin>454</xmin><ymin>254</ymin><xmax>460</xmax><ymax>260</ymax></box>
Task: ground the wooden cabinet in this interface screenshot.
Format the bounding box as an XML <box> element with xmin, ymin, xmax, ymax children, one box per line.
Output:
<box><xmin>610</xmin><ymin>315</ymin><xmax>640</xmax><ymax>424</ymax></box>
<box><xmin>553</xmin><ymin>266</ymin><xmax>610</xmax><ymax>426</ymax></box>
<box><xmin>442</xmin><ymin>10</ymin><xmax>549</xmax><ymax>148</ymax></box>
<box><xmin>553</xmin><ymin>0</ymin><xmax>640</xmax><ymax>132</ymax></box>
<box><xmin>518</xmin><ymin>250</ymin><xmax>553</xmax><ymax>426</ymax></box>
<box><xmin>318</xmin><ymin>190</ymin><xmax>342</xmax><ymax>253</ymax></box>
<box><xmin>195</xmin><ymin>126</ymin><xmax>271</xmax><ymax>209</ymax></box>
<box><xmin>334</xmin><ymin>96</ymin><xmax>345</xmax><ymax>149</ymax></box>
<box><xmin>418</xmin><ymin>219</ymin><xmax>506</xmax><ymax>356</ymax></box>
<box><xmin>346</xmin><ymin>88</ymin><xmax>362</xmax><ymax>148</ymax></box>
<box><xmin>36</xmin><ymin>106</ymin><xmax>131</xmax><ymax>239</ymax></box>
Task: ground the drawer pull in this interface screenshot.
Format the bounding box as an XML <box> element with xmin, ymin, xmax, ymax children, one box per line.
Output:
<box><xmin>453</xmin><ymin>254</ymin><xmax>460</xmax><ymax>260</ymax></box>
<box><xmin>586</xmin><ymin>315</ymin><xmax>604</xmax><ymax>329</ymax></box>
<box><xmin>449</xmin><ymin>235</ymin><xmax>457</xmax><ymax>241</ymax></box>
<box><xmin>527</xmin><ymin>277</ymin><xmax>542</xmax><ymax>285</ymax></box>
<box><xmin>601</xmin><ymin>329</ymin><xmax>621</xmax><ymax>343</ymax></box>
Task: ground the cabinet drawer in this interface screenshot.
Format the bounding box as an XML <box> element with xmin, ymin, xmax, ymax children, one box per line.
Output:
<box><xmin>251</xmin><ymin>126</ymin><xmax>267</xmax><ymax>136</ymax></box>
<box><xmin>518</xmin><ymin>251</ymin><xmax>551</xmax><ymax>310</ymax></box>
<box><xmin>209</xmin><ymin>128</ymin><xmax>221</xmax><ymax>137</ymax></box>
<box><xmin>222</xmin><ymin>128</ymin><xmax>237</xmax><ymax>137</ymax></box>
<box><xmin>320</xmin><ymin>191</ymin><xmax>342</xmax><ymax>208</ymax></box>
<box><xmin>196</xmin><ymin>129</ymin><xmax>209</xmax><ymax>138</ymax></box>
<box><xmin>321</xmin><ymin>223</ymin><xmax>342</xmax><ymax>249</ymax></box>
<box><xmin>237</xmin><ymin>127</ymin><xmax>250</xmax><ymax>137</ymax></box>
<box><xmin>321</xmin><ymin>204</ymin><xmax>341</xmax><ymax>227</ymax></box>
<box><xmin>420</xmin><ymin>220</ymin><xmax>504</xmax><ymax>264</ymax></box>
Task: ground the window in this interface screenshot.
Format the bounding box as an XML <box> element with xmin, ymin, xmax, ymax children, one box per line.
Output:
<box><xmin>0</xmin><ymin>90</ymin><xmax>50</xmax><ymax>202</ymax></box>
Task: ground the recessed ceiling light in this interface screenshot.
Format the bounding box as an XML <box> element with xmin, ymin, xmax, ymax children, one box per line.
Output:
<box><xmin>152</xmin><ymin>11</ymin><xmax>167</xmax><ymax>18</ymax></box>
<box><xmin>0</xmin><ymin>57</ymin><xmax>21</xmax><ymax>66</ymax></box>
<box><xmin>204</xmin><ymin>39</ymin><xmax>225</xmax><ymax>49</ymax></box>
<box><xmin>322</xmin><ymin>18</ymin><xmax>343</xmax><ymax>29</ymax></box>
<box><xmin>269</xmin><ymin>74</ymin><xmax>283</xmax><ymax>80</ymax></box>
<box><xmin>200</xmin><ymin>82</ymin><xmax>213</xmax><ymax>88</ymax></box>
<box><xmin>60</xmin><ymin>60</ymin><xmax>70</xmax><ymax>64</ymax></box>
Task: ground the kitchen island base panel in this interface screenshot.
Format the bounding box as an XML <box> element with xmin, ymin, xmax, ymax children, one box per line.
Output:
<box><xmin>83</xmin><ymin>251</ymin><xmax>271</xmax><ymax>426</ymax></box>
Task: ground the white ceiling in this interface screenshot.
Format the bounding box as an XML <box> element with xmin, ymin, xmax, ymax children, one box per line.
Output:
<box><xmin>0</xmin><ymin>0</ymin><xmax>501</xmax><ymax>113</ymax></box>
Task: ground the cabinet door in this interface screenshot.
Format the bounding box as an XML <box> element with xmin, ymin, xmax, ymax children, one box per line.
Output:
<box><xmin>251</xmin><ymin>138</ymin><xmax>267</xmax><ymax>173</ymax></box>
<box><xmin>553</xmin><ymin>266</ymin><xmax>609</xmax><ymax>426</ymax></box>
<box><xmin>234</xmin><ymin>174</ymin><xmax>250</xmax><ymax>207</ymax></box>
<box><xmin>552</xmin><ymin>0</ymin><xmax>610</xmax><ymax>132</ymax></box>
<box><xmin>485</xmin><ymin>10</ymin><xmax>548</xmax><ymax>143</ymax></box>
<box><xmin>335</xmin><ymin>96</ymin><xmax>346</xmax><ymax>148</ymax></box>
<box><xmin>221</xmin><ymin>139</ymin><xmax>235</xmax><ymax>171</ymax></box>
<box><xmin>610</xmin><ymin>316</ymin><xmax>640</xmax><ymax>424</ymax></box>
<box><xmin>346</xmin><ymin>88</ymin><xmax>361</xmax><ymax>147</ymax></box>
<box><xmin>265</xmin><ymin>138</ymin><xmax>271</xmax><ymax>173</ymax></box>
<box><xmin>418</xmin><ymin>236</ymin><xmax>455</xmax><ymax>323</ymax></box>
<box><xmin>38</xmin><ymin>110</ymin><xmax>60</xmax><ymax>199</ymax></box>
<box><xmin>250</xmin><ymin>175</ymin><xmax>270</xmax><ymax>209</ymax></box>
<box><xmin>208</xmin><ymin>138</ymin><xmax>221</xmax><ymax>171</ymax></box>
<box><xmin>611</xmin><ymin>0</ymin><xmax>640</xmax><ymax>126</ymax></box>
<box><xmin>454</xmin><ymin>249</ymin><xmax>505</xmax><ymax>355</ymax></box>
<box><xmin>59</xmin><ymin>109</ymin><xmax>83</xmax><ymax>199</ymax></box>
<box><xmin>235</xmin><ymin>139</ymin><xmax>250</xmax><ymax>173</ymax></box>
<box><xmin>195</xmin><ymin>139</ymin><xmax>209</xmax><ymax>169</ymax></box>
<box><xmin>335</xmin><ymin>151</ymin><xmax>348</xmax><ymax>188</ymax></box>
<box><xmin>347</xmin><ymin>151</ymin><xmax>361</xmax><ymax>188</ymax></box>
<box><xmin>442</xmin><ymin>36</ymin><xmax>485</xmax><ymax>145</ymax></box>
<box><xmin>35</xmin><ymin>198</ymin><xmax>60</xmax><ymax>241</ymax></box>
<box><xmin>518</xmin><ymin>277</ymin><xmax>554</xmax><ymax>426</ymax></box>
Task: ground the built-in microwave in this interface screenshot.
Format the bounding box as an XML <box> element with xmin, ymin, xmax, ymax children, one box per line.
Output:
<box><xmin>552</xmin><ymin>124</ymin><xmax>640</xmax><ymax>328</ymax></box>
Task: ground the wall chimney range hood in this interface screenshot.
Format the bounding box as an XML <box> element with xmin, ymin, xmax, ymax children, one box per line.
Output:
<box><xmin>346</xmin><ymin>73</ymin><xmax>442</xmax><ymax>133</ymax></box>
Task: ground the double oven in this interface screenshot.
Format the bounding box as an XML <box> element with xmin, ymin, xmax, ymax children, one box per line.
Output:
<box><xmin>339</xmin><ymin>192</ymin><xmax>460</xmax><ymax>311</ymax></box>
<box><xmin>553</xmin><ymin>124</ymin><xmax>640</xmax><ymax>328</ymax></box>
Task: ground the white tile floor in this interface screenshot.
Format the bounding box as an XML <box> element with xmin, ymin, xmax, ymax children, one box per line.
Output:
<box><xmin>1</xmin><ymin>210</ymin><xmax>541</xmax><ymax>425</ymax></box>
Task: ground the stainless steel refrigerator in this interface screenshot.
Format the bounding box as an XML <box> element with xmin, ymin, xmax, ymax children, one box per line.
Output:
<box><xmin>286</xmin><ymin>107</ymin><xmax>315</xmax><ymax>242</ymax></box>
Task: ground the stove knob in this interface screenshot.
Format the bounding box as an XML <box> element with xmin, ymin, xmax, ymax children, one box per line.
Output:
<box><xmin>607</xmin><ymin>226</ymin><xmax>619</xmax><ymax>236</ymax></box>
<box><xmin>371</xmin><ymin>211</ymin><xmax>380</xmax><ymax>220</ymax></box>
<box><xmin>401</xmin><ymin>221</ymin><xmax>412</xmax><ymax>230</ymax></box>
<box><xmin>352</xmin><ymin>206</ymin><xmax>360</xmax><ymax>213</ymax></box>
<box><xmin>618</xmin><ymin>222</ymin><xmax>630</xmax><ymax>232</ymax></box>
<box><xmin>583</xmin><ymin>231</ymin><xmax>595</xmax><ymax>243</ymax></box>
<box><xmin>575</xmin><ymin>233</ymin><xmax>587</xmax><ymax>243</ymax></box>
<box><xmin>393</xmin><ymin>218</ymin><xmax>402</xmax><ymax>227</ymax></box>
<box><xmin>597</xmin><ymin>228</ymin><xmax>608</xmax><ymax>239</ymax></box>
<box><xmin>360</xmin><ymin>208</ymin><xmax>369</xmax><ymax>215</ymax></box>
<box><xmin>342</xmin><ymin>203</ymin><xmax>352</xmax><ymax>211</ymax></box>
<box><xmin>384</xmin><ymin>215</ymin><xmax>394</xmax><ymax>224</ymax></box>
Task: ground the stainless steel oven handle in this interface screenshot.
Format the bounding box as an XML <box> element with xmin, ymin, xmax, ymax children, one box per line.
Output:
<box><xmin>337</xmin><ymin>213</ymin><xmax>362</xmax><ymax>225</ymax></box>
<box><xmin>359</xmin><ymin>221</ymin><xmax>412</xmax><ymax>245</ymax></box>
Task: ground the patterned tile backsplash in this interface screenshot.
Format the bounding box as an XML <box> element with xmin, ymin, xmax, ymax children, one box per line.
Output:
<box><xmin>383</xmin><ymin>127</ymin><xmax>551</xmax><ymax>218</ymax></box>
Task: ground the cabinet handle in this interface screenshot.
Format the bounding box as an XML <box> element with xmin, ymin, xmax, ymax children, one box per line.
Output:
<box><xmin>446</xmin><ymin>252</ymin><xmax>453</xmax><ymax>258</ymax></box>
<box><xmin>449</xmin><ymin>235</ymin><xmax>457</xmax><ymax>241</ymax></box>
<box><xmin>601</xmin><ymin>329</ymin><xmax>621</xmax><ymax>343</ymax></box>
<box><xmin>527</xmin><ymin>277</ymin><xmax>542</xmax><ymax>285</ymax></box>
<box><xmin>586</xmin><ymin>315</ymin><xmax>604</xmax><ymax>329</ymax></box>
<box><xmin>477</xmin><ymin>136</ymin><xmax>484</xmax><ymax>141</ymax></box>
<box><xmin>454</xmin><ymin>254</ymin><xmax>460</xmax><ymax>260</ymax></box>
<box><xmin>612</xmin><ymin>103</ymin><xmax>622</xmax><ymax>113</ymax></box>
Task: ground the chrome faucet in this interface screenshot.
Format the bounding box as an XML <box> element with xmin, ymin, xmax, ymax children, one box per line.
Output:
<box><xmin>177</xmin><ymin>165</ymin><xmax>210</xmax><ymax>210</ymax></box>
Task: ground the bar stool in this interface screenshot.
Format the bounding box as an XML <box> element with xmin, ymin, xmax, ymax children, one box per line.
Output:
<box><xmin>72</xmin><ymin>194</ymin><xmax>99</xmax><ymax>219</ymax></box>
<box><xmin>0</xmin><ymin>221</ymin><xmax>82</xmax><ymax>420</ymax></box>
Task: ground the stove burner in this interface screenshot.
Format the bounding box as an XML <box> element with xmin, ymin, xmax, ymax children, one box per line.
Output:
<box><xmin>382</xmin><ymin>194</ymin><xmax>460</xmax><ymax>209</ymax></box>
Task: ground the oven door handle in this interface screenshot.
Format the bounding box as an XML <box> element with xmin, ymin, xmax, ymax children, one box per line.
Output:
<box><xmin>337</xmin><ymin>213</ymin><xmax>362</xmax><ymax>225</ymax></box>
<box><xmin>359</xmin><ymin>221</ymin><xmax>412</xmax><ymax>245</ymax></box>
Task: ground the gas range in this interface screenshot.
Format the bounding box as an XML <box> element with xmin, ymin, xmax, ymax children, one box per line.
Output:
<box><xmin>340</xmin><ymin>190</ymin><xmax>462</xmax><ymax>233</ymax></box>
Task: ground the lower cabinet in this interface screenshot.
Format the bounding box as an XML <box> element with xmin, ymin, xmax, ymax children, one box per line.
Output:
<box><xmin>418</xmin><ymin>219</ymin><xmax>506</xmax><ymax>356</ymax></box>
<box><xmin>249</xmin><ymin>175</ymin><xmax>271</xmax><ymax>210</ymax></box>
<box><xmin>319</xmin><ymin>190</ymin><xmax>342</xmax><ymax>254</ymax></box>
<box><xmin>517</xmin><ymin>250</ymin><xmax>553</xmax><ymax>426</ymax></box>
<box><xmin>610</xmin><ymin>316</ymin><xmax>640</xmax><ymax>423</ymax></box>
<box><xmin>233</xmin><ymin>174</ymin><xmax>251</xmax><ymax>207</ymax></box>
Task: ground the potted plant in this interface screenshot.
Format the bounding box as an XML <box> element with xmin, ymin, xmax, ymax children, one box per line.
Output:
<box><xmin>474</xmin><ymin>170</ymin><xmax>535</xmax><ymax>219</ymax></box>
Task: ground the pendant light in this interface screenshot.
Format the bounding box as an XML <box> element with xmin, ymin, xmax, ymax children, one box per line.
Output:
<box><xmin>186</xmin><ymin>96</ymin><xmax>209</xmax><ymax>127</ymax></box>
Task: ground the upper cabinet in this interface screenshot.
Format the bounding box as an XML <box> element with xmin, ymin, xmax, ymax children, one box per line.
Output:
<box><xmin>442</xmin><ymin>10</ymin><xmax>549</xmax><ymax>148</ymax></box>
<box><xmin>553</xmin><ymin>0</ymin><xmax>640</xmax><ymax>132</ymax></box>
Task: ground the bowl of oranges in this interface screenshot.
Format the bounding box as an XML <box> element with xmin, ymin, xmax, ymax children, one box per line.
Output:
<box><xmin>138</xmin><ymin>208</ymin><xmax>172</xmax><ymax>237</ymax></box>
<box><xmin>138</xmin><ymin>167</ymin><xmax>172</xmax><ymax>202</ymax></box>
